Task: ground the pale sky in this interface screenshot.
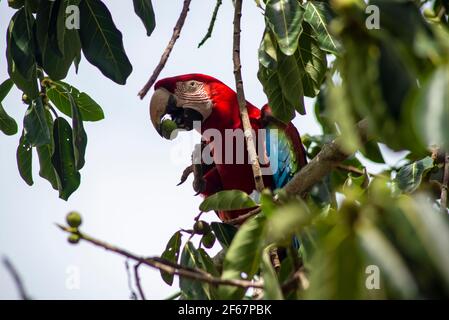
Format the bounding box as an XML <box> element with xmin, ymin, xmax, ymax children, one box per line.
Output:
<box><xmin>0</xmin><ymin>1</ymin><xmax>398</xmax><ymax>299</ymax></box>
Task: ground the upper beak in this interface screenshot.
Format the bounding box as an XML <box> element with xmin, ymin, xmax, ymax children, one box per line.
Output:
<box><xmin>149</xmin><ymin>88</ymin><xmax>174</xmax><ymax>136</ymax></box>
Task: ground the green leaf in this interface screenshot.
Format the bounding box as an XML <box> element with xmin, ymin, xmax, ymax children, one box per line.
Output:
<box><xmin>303</xmin><ymin>1</ymin><xmax>338</xmax><ymax>55</ymax></box>
<box><xmin>327</xmin><ymin>83</ymin><xmax>361</xmax><ymax>155</ymax></box>
<box><xmin>23</xmin><ymin>97</ymin><xmax>51</xmax><ymax>146</ymax></box>
<box><xmin>258</xmin><ymin>29</ymin><xmax>278</xmax><ymax>69</ymax></box>
<box><xmin>219</xmin><ymin>215</ymin><xmax>266</xmax><ymax>299</ymax></box>
<box><xmin>266</xmin><ymin>203</ymin><xmax>311</xmax><ymax>245</ymax></box>
<box><xmin>296</xmin><ymin>22</ymin><xmax>327</xmax><ymax>98</ymax></box>
<box><xmin>79</xmin><ymin>0</ymin><xmax>133</xmax><ymax>84</ymax></box>
<box><xmin>306</xmin><ymin>225</ymin><xmax>365</xmax><ymax>299</ymax></box>
<box><xmin>133</xmin><ymin>0</ymin><xmax>156</xmax><ymax>37</ymax></box>
<box><xmin>395</xmin><ymin>156</ymin><xmax>434</xmax><ymax>193</ymax></box>
<box><xmin>199</xmin><ymin>190</ymin><xmax>257</xmax><ymax>212</ymax></box>
<box><xmin>68</xmin><ymin>94</ymin><xmax>87</xmax><ymax>170</ymax></box>
<box><xmin>160</xmin><ymin>231</ymin><xmax>182</xmax><ymax>286</ymax></box>
<box><xmin>258</xmin><ymin>64</ymin><xmax>295</xmax><ymax>122</ymax></box>
<box><xmin>9</xmin><ymin>8</ymin><xmax>35</xmax><ymax>80</ymax></box>
<box><xmin>0</xmin><ymin>103</ymin><xmax>18</xmax><ymax>136</ymax></box>
<box><xmin>36</xmin><ymin>110</ymin><xmax>58</xmax><ymax>190</ymax></box>
<box><xmin>179</xmin><ymin>241</ymin><xmax>212</xmax><ymax>300</ymax></box>
<box><xmin>16</xmin><ymin>131</ymin><xmax>33</xmax><ymax>186</ymax></box>
<box><xmin>7</xmin><ymin>11</ymin><xmax>39</xmax><ymax>99</ymax></box>
<box><xmin>51</xmin><ymin>117</ymin><xmax>81</xmax><ymax>200</ymax></box>
<box><xmin>398</xmin><ymin>196</ymin><xmax>449</xmax><ymax>289</ymax></box>
<box><xmin>258</xmin><ymin>47</ymin><xmax>306</xmax><ymax>121</ymax></box>
<box><xmin>0</xmin><ymin>79</ymin><xmax>14</xmax><ymax>102</ymax></box>
<box><xmin>210</xmin><ymin>222</ymin><xmax>238</xmax><ymax>249</ymax></box>
<box><xmin>260</xmin><ymin>247</ymin><xmax>283</xmax><ymax>300</ymax></box>
<box><xmin>265</xmin><ymin>0</ymin><xmax>304</xmax><ymax>56</ymax></box>
<box><xmin>197</xmin><ymin>248</ymin><xmax>220</xmax><ymax>277</ymax></box>
<box><xmin>412</xmin><ymin>65</ymin><xmax>449</xmax><ymax>151</ymax></box>
<box><xmin>356</xmin><ymin>220</ymin><xmax>418</xmax><ymax>299</ymax></box>
<box><xmin>36</xmin><ymin>0</ymin><xmax>82</xmax><ymax>80</ymax></box>
<box><xmin>46</xmin><ymin>81</ymin><xmax>104</xmax><ymax>121</ymax></box>
<box><xmin>360</xmin><ymin>140</ymin><xmax>385</xmax><ymax>164</ymax></box>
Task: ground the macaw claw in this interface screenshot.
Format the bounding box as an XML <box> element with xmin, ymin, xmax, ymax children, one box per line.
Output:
<box><xmin>177</xmin><ymin>165</ymin><xmax>194</xmax><ymax>186</ymax></box>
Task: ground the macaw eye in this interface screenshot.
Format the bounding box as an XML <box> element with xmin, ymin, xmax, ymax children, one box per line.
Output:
<box><xmin>179</xmin><ymin>80</ymin><xmax>202</xmax><ymax>93</ymax></box>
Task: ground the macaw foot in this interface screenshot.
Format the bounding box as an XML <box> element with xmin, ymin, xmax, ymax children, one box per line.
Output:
<box><xmin>193</xmin><ymin>163</ymin><xmax>206</xmax><ymax>195</ymax></box>
<box><xmin>177</xmin><ymin>165</ymin><xmax>194</xmax><ymax>186</ymax></box>
<box><xmin>177</xmin><ymin>163</ymin><xmax>206</xmax><ymax>195</ymax></box>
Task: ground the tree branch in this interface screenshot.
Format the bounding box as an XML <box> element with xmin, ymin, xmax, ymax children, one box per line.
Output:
<box><xmin>138</xmin><ymin>0</ymin><xmax>192</xmax><ymax>99</ymax></box>
<box><xmin>233</xmin><ymin>0</ymin><xmax>265</xmax><ymax>192</ymax></box>
<box><xmin>441</xmin><ymin>153</ymin><xmax>449</xmax><ymax>214</ymax></box>
<box><xmin>134</xmin><ymin>263</ymin><xmax>146</xmax><ymax>300</ymax></box>
<box><xmin>284</xmin><ymin>119</ymin><xmax>370</xmax><ymax>196</ymax></box>
<box><xmin>198</xmin><ymin>0</ymin><xmax>222</xmax><ymax>48</ymax></box>
<box><xmin>227</xmin><ymin>207</ymin><xmax>261</xmax><ymax>225</ymax></box>
<box><xmin>124</xmin><ymin>260</ymin><xmax>138</xmax><ymax>300</ymax></box>
<box><xmin>56</xmin><ymin>224</ymin><xmax>262</xmax><ymax>290</ymax></box>
<box><xmin>2</xmin><ymin>256</ymin><xmax>30</xmax><ymax>300</ymax></box>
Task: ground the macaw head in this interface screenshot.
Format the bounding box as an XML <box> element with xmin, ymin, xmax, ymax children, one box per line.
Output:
<box><xmin>149</xmin><ymin>73</ymin><xmax>257</xmax><ymax>138</ymax></box>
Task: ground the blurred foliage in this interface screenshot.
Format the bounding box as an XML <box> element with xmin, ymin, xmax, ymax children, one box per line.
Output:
<box><xmin>156</xmin><ymin>0</ymin><xmax>449</xmax><ymax>300</ymax></box>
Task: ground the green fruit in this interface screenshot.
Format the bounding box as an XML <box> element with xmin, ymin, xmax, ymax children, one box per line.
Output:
<box><xmin>22</xmin><ymin>94</ymin><xmax>30</xmax><ymax>104</ymax></box>
<box><xmin>160</xmin><ymin>119</ymin><xmax>178</xmax><ymax>140</ymax></box>
<box><xmin>193</xmin><ymin>220</ymin><xmax>211</xmax><ymax>235</ymax></box>
<box><xmin>66</xmin><ymin>211</ymin><xmax>82</xmax><ymax>228</ymax></box>
<box><xmin>201</xmin><ymin>232</ymin><xmax>216</xmax><ymax>249</ymax></box>
<box><xmin>8</xmin><ymin>0</ymin><xmax>24</xmax><ymax>9</ymax></box>
<box><xmin>423</xmin><ymin>8</ymin><xmax>435</xmax><ymax>18</ymax></box>
<box><xmin>68</xmin><ymin>234</ymin><xmax>80</xmax><ymax>244</ymax></box>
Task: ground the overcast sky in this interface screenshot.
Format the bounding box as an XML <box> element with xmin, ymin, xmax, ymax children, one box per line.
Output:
<box><xmin>0</xmin><ymin>1</ymin><xmax>400</xmax><ymax>300</ymax></box>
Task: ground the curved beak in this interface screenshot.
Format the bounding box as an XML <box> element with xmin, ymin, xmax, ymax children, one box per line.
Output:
<box><xmin>149</xmin><ymin>88</ymin><xmax>174</xmax><ymax>136</ymax></box>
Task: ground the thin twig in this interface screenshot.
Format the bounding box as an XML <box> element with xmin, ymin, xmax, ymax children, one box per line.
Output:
<box><xmin>2</xmin><ymin>256</ymin><xmax>30</xmax><ymax>300</ymax></box>
<box><xmin>226</xmin><ymin>207</ymin><xmax>261</xmax><ymax>225</ymax></box>
<box><xmin>440</xmin><ymin>153</ymin><xmax>449</xmax><ymax>214</ymax></box>
<box><xmin>198</xmin><ymin>0</ymin><xmax>222</xmax><ymax>48</ymax></box>
<box><xmin>138</xmin><ymin>0</ymin><xmax>192</xmax><ymax>99</ymax></box>
<box><xmin>125</xmin><ymin>260</ymin><xmax>138</xmax><ymax>300</ymax></box>
<box><xmin>336</xmin><ymin>164</ymin><xmax>384</xmax><ymax>179</ymax></box>
<box><xmin>281</xmin><ymin>267</ymin><xmax>309</xmax><ymax>295</ymax></box>
<box><xmin>233</xmin><ymin>0</ymin><xmax>265</xmax><ymax>192</ymax></box>
<box><xmin>56</xmin><ymin>224</ymin><xmax>262</xmax><ymax>289</ymax></box>
<box><xmin>134</xmin><ymin>263</ymin><xmax>146</xmax><ymax>300</ymax></box>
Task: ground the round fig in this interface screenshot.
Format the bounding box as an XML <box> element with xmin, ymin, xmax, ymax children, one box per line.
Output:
<box><xmin>193</xmin><ymin>220</ymin><xmax>211</xmax><ymax>235</ymax></box>
<box><xmin>66</xmin><ymin>211</ymin><xmax>82</xmax><ymax>228</ymax></box>
<box><xmin>201</xmin><ymin>232</ymin><xmax>216</xmax><ymax>249</ymax></box>
<box><xmin>160</xmin><ymin>119</ymin><xmax>178</xmax><ymax>140</ymax></box>
<box><xmin>68</xmin><ymin>234</ymin><xmax>80</xmax><ymax>244</ymax></box>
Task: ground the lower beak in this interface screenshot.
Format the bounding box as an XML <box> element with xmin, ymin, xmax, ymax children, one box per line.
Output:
<box><xmin>149</xmin><ymin>88</ymin><xmax>175</xmax><ymax>136</ymax></box>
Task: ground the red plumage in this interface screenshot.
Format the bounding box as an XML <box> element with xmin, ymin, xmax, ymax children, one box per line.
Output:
<box><xmin>155</xmin><ymin>74</ymin><xmax>307</xmax><ymax>222</ymax></box>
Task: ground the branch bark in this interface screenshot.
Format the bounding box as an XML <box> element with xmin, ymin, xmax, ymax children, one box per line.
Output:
<box><xmin>138</xmin><ymin>0</ymin><xmax>192</xmax><ymax>99</ymax></box>
<box><xmin>134</xmin><ymin>263</ymin><xmax>146</xmax><ymax>300</ymax></box>
<box><xmin>233</xmin><ymin>0</ymin><xmax>265</xmax><ymax>192</ymax></box>
<box><xmin>284</xmin><ymin>119</ymin><xmax>369</xmax><ymax>196</ymax></box>
<box><xmin>441</xmin><ymin>152</ymin><xmax>449</xmax><ymax>214</ymax></box>
<box><xmin>2</xmin><ymin>256</ymin><xmax>30</xmax><ymax>300</ymax></box>
<box><xmin>56</xmin><ymin>224</ymin><xmax>262</xmax><ymax>290</ymax></box>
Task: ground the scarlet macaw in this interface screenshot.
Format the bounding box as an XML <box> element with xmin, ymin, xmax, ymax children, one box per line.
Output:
<box><xmin>149</xmin><ymin>74</ymin><xmax>307</xmax><ymax>222</ymax></box>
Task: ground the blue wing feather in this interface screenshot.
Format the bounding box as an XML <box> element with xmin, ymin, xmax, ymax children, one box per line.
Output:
<box><xmin>266</xmin><ymin>126</ymin><xmax>299</xmax><ymax>189</ymax></box>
